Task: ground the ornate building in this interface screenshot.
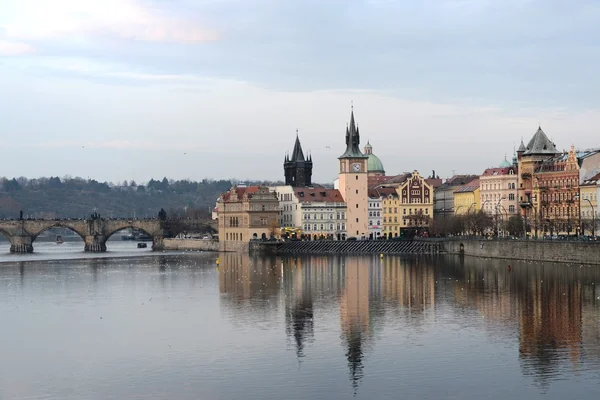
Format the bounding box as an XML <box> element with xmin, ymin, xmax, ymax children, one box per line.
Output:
<box><xmin>338</xmin><ymin>108</ymin><xmax>369</xmax><ymax>239</ymax></box>
<box><xmin>284</xmin><ymin>131</ymin><xmax>313</xmax><ymax>187</ymax></box>
<box><xmin>531</xmin><ymin>145</ymin><xmax>580</xmax><ymax>237</ymax></box>
<box><xmin>364</xmin><ymin>142</ymin><xmax>385</xmax><ymax>177</ymax></box>
<box><xmin>397</xmin><ymin>171</ymin><xmax>434</xmax><ymax>236</ymax></box>
<box><xmin>217</xmin><ymin>186</ymin><xmax>279</xmax><ymax>250</ymax></box>
<box><xmin>516</xmin><ymin>126</ymin><xmax>560</xmax><ymax>235</ymax></box>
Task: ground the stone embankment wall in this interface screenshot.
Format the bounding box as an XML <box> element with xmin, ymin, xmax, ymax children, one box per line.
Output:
<box><xmin>162</xmin><ymin>239</ymin><xmax>219</xmax><ymax>252</ymax></box>
<box><xmin>443</xmin><ymin>239</ymin><xmax>600</xmax><ymax>265</ymax></box>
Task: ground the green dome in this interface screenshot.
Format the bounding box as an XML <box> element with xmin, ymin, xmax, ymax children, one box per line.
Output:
<box><xmin>499</xmin><ymin>156</ymin><xmax>511</xmax><ymax>168</ymax></box>
<box><xmin>367</xmin><ymin>153</ymin><xmax>385</xmax><ymax>173</ymax></box>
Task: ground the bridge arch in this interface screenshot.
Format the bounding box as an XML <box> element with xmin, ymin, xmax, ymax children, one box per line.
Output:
<box><xmin>29</xmin><ymin>223</ymin><xmax>86</xmax><ymax>242</ymax></box>
<box><xmin>104</xmin><ymin>225</ymin><xmax>158</xmax><ymax>243</ymax></box>
<box><xmin>0</xmin><ymin>228</ymin><xmax>12</xmax><ymax>242</ymax></box>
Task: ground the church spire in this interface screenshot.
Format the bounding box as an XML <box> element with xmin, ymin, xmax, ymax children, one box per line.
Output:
<box><xmin>291</xmin><ymin>129</ymin><xmax>305</xmax><ymax>162</ymax></box>
<box><xmin>339</xmin><ymin>106</ymin><xmax>366</xmax><ymax>159</ymax></box>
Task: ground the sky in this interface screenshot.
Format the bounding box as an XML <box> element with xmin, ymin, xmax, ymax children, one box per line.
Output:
<box><xmin>1</xmin><ymin>0</ymin><xmax>600</xmax><ymax>184</ymax></box>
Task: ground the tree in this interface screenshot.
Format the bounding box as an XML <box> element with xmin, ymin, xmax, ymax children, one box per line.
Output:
<box><xmin>268</xmin><ymin>219</ymin><xmax>280</xmax><ymax>239</ymax></box>
<box><xmin>505</xmin><ymin>215</ymin><xmax>524</xmax><ymax>237</ymax></box>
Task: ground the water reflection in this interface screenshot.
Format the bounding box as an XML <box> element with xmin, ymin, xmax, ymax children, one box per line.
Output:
<box><xmin>218</xmin><ymin>253</ymin><xmax>600</xmax><ymax>396</ymax></box>
<box><xmin>2</xmin><ymin>251</ymin><xmax>600</xmax><ymax>399</ymax></box>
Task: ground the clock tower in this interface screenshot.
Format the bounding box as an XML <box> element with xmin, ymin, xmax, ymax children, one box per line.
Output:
<box><xmin>338</xmin><ymin>107</ymin><xmax>369</xmax><ymax>239</ymax></box>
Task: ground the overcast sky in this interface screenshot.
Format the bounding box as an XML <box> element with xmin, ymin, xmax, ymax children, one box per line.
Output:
<box><xmin>1</xmin><ymin>0</ymin><xmax>599</xmax><ymax>184</ymax></box>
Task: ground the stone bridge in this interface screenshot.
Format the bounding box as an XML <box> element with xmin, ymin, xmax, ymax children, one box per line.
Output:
<box><xmin>0</xmin><ymin>217</ymin><xmax>212</xmax><ymax>253</ymax></box>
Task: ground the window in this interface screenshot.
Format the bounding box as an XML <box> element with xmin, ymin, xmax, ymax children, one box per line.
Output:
<box><xmin>356</xmin><ymin>204</ymin><xmax>359</xmax><ymax>208</ymax></box>
<box><xmin>356</xmin><ymin>218</ymin><xmax>359</xmax><ymax>222</ymax></box>
<box><xmin>356</xmin><ymin>189</ymin><xmax>359</xmax><ymax>194</ymax></box>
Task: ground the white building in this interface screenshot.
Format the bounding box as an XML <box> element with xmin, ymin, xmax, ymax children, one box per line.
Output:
<box><xmin>368</xmin><ymin>189</ymin><xmax>383</xmax><ymax>239</ymax></box>
<box><xmin>298</xmin><ymin>187</ymin><xmax>347</xmax><ymax>240</ymax></box>
<box><xmin>270</xmin><ymin>185</ymin><xmax>302</xmax><ymax>228</ymax></box>
<box><xmin>270</xmin><ymin>185</ymin><xmax>347</xmax><ymax>239</ymax></box>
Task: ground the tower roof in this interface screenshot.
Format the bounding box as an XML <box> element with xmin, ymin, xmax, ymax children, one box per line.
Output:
<box><xmin>499</xmin><ymin>155</ymin><xmax>511</xmax><ymax>168</ymax></box>
<box><xmin>517</xmin><ymin>138</ymin><xmax>526</xmax><ymax>153</ymax></box>
<box><xmin>339</xmin><ymin>108</ymin><xmax>367</xmax><ymax>159</ymax></box>
<box><xmin>290</xmin><ymin>130</ymin><xmax>305</xmax><ymax>162</ymax></box>
<box><xmin>523</xmin><ymin>126</ymin><xmax>559</xmax><ymax>156</ymax></box>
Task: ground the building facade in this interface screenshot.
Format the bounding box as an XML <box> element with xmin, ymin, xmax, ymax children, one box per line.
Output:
<box><xmin>297</xmin><ymin>188</ymin><xmax>347</xmax><ymax>240</ymax></box>
<box><xmin>368</xmin><ymin>189</ymin><xmax>383</xmax><ymax>239</ymax></box>
<box><xmin>454</xmin><ymin>179</ymin><xmax>480</xmax><ymax>215</ymax></box>
<box><xmin>580</xmin><ymin>172</ymin><xmax>599</xmax><ymax>236</ymax></box>
<box><xmin>480</xmin><ymin>160</ymin><xmax>518</xmax><ymax>216</ymax></box>
<box><xmin>433</xmin><ymin>174</ymin><xmax>478</xmax><ymax>222</ymax></box>
<box><xmin>217</xmin><ymin>186</ymin><xmax>280</xmax><ymax>250</ymax></box>
<box><xmin>397</xmin><ymin>171</ymin><xmax>434</xmax><ymax>236</ymax></box>
<box><xmin>284</xmin><ymin>131</ymin><xmax>313</xmax><ymax>187</ymax></box>
<box><xmin>338</xmin><ymin>108</ymin><xmax>369</xmax><ymax>239</ymax></box>
<box><xmin>381</xmin><ymin>189</ymin><xmax>400</xmax><ymax>239</ymax></box>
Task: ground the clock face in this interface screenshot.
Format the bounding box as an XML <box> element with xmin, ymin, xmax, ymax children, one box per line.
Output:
<box><xmin>352</xmin><ymin>163</ymin><xmax>361</xmax><ymax>172</ymax></box>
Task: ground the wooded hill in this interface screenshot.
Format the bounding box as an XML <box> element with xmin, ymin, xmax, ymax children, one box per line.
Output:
<box><xmin>0</xmin><ymin>176</ymin><xmax>284</xmax><ymax>219</ymax></box>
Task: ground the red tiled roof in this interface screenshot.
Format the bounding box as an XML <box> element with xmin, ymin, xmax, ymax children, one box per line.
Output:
<box><xmin>481</xmin><ymin>167</ymin><xmax>517</xmax><ymax>177</ymax></box>
<box><xmin>221</xmin><ymin>186</ymin><xmax>260</xmax><ymax>201</ymax></box>
<box><xmin>294</xmin><ymin>188</ymin><xmax>344</xmax><ymax>203</ymax></box>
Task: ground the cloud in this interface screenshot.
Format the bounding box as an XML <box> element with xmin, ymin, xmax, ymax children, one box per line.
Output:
<box><xmin>0</xmin><ymin>39</ymin><xmax>33</xmax><ymax>55</ymax></box>
<box><xmin>0</xmin><ymin>0</ymin><xmax>218</xmax><ymax>43</ymax></box>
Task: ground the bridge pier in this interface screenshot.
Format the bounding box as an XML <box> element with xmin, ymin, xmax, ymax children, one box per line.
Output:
<box><xmin>152</xmin><ymin>236</ymin><xmax>164</xmax><ymax>251</ymax></box>
<box><xmin>84</xmin><ymin>235</ymin><xmax>107</xmax><ymax>252</ymax></box>
<box><xmin>10</xmin><ymin>235</ymin><xmax>34</xmax><ymax>253</ymax></box>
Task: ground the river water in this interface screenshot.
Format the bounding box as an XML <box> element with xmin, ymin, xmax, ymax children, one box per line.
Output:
<box><xmin>1</xmin><ymin>243</ymin><xmax>600</xmax><ymax>399</ymax></box>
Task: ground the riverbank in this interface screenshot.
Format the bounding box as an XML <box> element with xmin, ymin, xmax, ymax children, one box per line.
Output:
<box><xmin>442</xmin><ymin>238</ymin><xmax>600</xmax><ymax>265</ymax></box>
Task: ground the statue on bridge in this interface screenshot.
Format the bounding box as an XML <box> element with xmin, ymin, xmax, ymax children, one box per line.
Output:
<box><xmin>158</xmin><ymin>208</ymin><xmax>167</xmax><ymax>221</ymax></box>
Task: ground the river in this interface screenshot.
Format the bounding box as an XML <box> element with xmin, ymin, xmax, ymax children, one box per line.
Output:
<box><xmin>1</xmin><ymin>245</ymin><xmax>599</xmax><ymax>399</ymax></box>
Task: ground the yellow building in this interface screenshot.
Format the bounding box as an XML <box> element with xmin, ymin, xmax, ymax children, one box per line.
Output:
<box><xmin>453</xmin><ymin>179</ymin><xmax>481</xmax><ymax>215</ymax></box>
<box><xmin>580</xmin><ymin>173</ymin><xmax>600</xmax><ymax>236</ymax></box>
<box><xmin>381</xmin><ymin>188</ymin><xmax>400</xmax><ymax>239</ymax></box>
<box><xmin>217</xmin><ymin>186</ymin><xmax>279</xmax><ymax>251</ymax></box>
<box><xmin>397</xmin><ymin>171</ymin><xmax>434</xmax><ymax>235</ymax></box>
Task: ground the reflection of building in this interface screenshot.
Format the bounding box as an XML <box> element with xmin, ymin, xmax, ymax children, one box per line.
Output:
<box><xmin>283</xmin><ymin>259</ymin><xmax>314</xmax><ymax>359</ymax></box>
<box><xmin>519</xmin><ymin>278</ymin><xmax>583</xmax><ymax>383</ymax></box>
<box><xmin>218</xmin><ymin>253</ymin><xmax>281</xmax><ymax>317</ymax></box>
<box><xmin>380</xmin><ymin>257</ymin><xmax>435</xmax><ymax>311</ymax></box>
<box><xmin>339</xmin><ymin>258</ymin><xmax>371</xmax><ymax>392</ymax></box>
<box><xmin>217</xmin><ymin>186</ymin><xmax>279</xmax><ymax>250</ymax></box>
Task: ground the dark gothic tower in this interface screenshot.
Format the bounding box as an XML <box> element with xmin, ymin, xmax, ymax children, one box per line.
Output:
<box><xmin>284</xmin><ymin>130</ymin><xmax>313</xmax><ymax>187</ymax></box>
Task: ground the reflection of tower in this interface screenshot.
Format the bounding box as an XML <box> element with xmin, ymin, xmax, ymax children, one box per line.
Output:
<box><xmin>340</xmin><ymin>258</ymin><xmax>370</xmax><ymax>392</ymax></box>
<box><xmin>518</xmin><ymin>277</ymin><xmax>583</xmax><ymax>386</ymax></box>
<box><xmin>284</xmin><ymin>259</ymin><xmax>314</xmax><ymax>359</ymax></box>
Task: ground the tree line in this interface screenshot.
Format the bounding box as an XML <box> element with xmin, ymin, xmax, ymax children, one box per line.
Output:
<box><xmin>0</xmin><ymin>176</ymin><xmax>283</xmax><ymax>219</ymax></box>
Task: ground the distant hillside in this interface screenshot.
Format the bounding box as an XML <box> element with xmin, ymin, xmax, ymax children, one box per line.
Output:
<box><xmin>0</xmin><ymin>176</ymin><xmax>285</xmax><ymax>219</ymax></box>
